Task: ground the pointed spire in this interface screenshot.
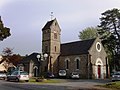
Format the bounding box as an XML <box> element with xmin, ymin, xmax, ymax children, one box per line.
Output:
<box><xmin>0</xmin><ymin>16</ymin><xmax>2</xmax><ymax>25</ymax></box>
<box><xmin>0</xmin><ymin>16</ymin><xmax>4</xmax><ymax>28</ymax></box>
<box><xmin>0</xmin><ymin>16</ymin><xmax>1</xmax><ymax>21</ymax></box>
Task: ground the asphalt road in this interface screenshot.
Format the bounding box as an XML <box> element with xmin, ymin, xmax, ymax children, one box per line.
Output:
<box><xmin>0</xmin><ymin>79</ymin><xmax>111</xmax><ymax>90</ymax></box>
<box><xmin>0</xmin><ymin>80</ymin><xmax>24</xmax><ymax>90</ymax></box>
<box><xmin>0</xmin><ymin>80</ymin><xmax>69</xmax><ymax>90</ymax></box>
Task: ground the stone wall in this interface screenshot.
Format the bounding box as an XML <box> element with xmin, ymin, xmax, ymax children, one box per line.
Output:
<box><xmin>59</xmin><ymin>54</ymin><xmax>88</xmax><ymax>78</ymax></box>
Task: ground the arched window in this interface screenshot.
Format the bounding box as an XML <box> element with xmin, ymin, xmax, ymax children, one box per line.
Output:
<box><xmin>75</xmin><ymin>57</ymin><xmax>80</xmax><ymax>70</ymax></box>
<box><xmin>76</xmin><ymin>59</ymin><xmax>80</xmax><ymax>69</ymax></box>
<box><xmin>65</xmin><ymin>58</ymin><xmax>70</xmax><ymax>70</ymax></box>
<box><xmin>66</xmin><ymin>60</ymin><xmax>69</xmax><ymax>69</ymax></box>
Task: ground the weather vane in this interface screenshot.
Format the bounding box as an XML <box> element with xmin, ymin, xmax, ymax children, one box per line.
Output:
<box><xmin>50</xmin><ymin>12</ymin><xmax>54</xmax><ymax>20</ymax></box>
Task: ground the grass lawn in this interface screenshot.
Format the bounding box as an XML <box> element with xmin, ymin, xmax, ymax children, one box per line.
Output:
<box><xmin>29</xmin><ymin>78</ymin><xmax>63</xmax><ymax>84</ymax></box>
<box><xmin>102</xmin><ymin>81</ymin><xmax>120</xmax><ymax>90</ymax></box>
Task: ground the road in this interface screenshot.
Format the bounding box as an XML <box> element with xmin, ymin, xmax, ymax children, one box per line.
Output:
<box><xmin>0</xmin><ymin>79</ymin><xmax>111</xmax><ymax>90</ymax></box>
<box><xmin>0</xmin><ymin>80</ymin><xmax>24</xmax><ymax>90</ymax></box>
<box><xmin>0</xmin><ymin>80</ymin><xmax>68</xmax><ymax>90</ymax></box>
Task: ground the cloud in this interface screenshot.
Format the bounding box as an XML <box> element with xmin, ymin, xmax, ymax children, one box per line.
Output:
<box><xmin>0</xmin><ymin>0</ymin><xmax>13</xmax><ymax>9</ymax></box>
<box><xmin>0</xmin><ymin>0</ymin><xmax>120</xmax><ymax>55</ymax></box>
<box><xmin>0</xmin><ymin>0</ymin><xmax>7</xmax><ymax>8</ymax></box>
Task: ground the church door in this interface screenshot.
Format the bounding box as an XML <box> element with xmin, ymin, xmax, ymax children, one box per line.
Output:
<box><xmin>98</xmin><ymin>65</ymin><xmax>101</xmax><ymax>78</ymax></box>
<box><xmin>34</xmin><ymin>68</ymin><xmax>37</xmax><ymax>77</ymax></box>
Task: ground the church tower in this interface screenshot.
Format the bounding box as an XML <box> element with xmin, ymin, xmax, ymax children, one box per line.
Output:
<box><xmin>42</xmin><ymin>18</ymin><xmax>61</xmax><ymax>76</ymax></box>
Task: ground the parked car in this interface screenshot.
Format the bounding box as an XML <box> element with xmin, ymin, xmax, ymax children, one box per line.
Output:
<box><xmin>58</xmin><ymin>70</ymin><xmax>66</xmax><ymax>78</ymax></box>
<box><xmin>0</xmin><ymin>71</ymin><xmax>6</xmax><ymax>80</ymax></box>
<box><xmin>71</xmin><ymin>72</ymin><xmax>80</xmax><ymax>79</ymax></box>
<box><xmin>6</xmin><ymin>71</ymin><xmax>29</xmax><ymax>82</ymax></box>
<box><xmin>46</xmin><ymin>72</ymin><xmax>54</xmax><ymax>78</ymax></box>
<box><xmin>112</xmin><ymin>71</ymin><xmax>120</xmax><ymax>82</ymax></box>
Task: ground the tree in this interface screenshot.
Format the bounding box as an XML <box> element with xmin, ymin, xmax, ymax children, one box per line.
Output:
<box><xmin>1</xmin><ymin>47</ymin><xmax>14</xmax><ymax>71</ymax></box>
<box><xmin>8</xmin><ymin>54</ymin><xmax>23</xmax><ymax>66</ymax></box>
<box><xmin>78</xmin><ymin>27</ymin><xmax>98</xmax><ymax>40</ymax></box>
<box><xmin>2</xmin><ymin>47</ymin><xmax>22</xmax><ymax>72</ymax></box>
<box><xmin>0</xmin><ymin>16</ymin><xmax>11</xmax><ymax>41</ymax></box>
<box><xmin>2</xmin><ymin>47</ymin><xmax>13</xmax><ymax>56</ymax></box>
<box><xmin>98</xmin><ymin>8</ymin><xmax>120</xmax><ymax>71</ymax></box>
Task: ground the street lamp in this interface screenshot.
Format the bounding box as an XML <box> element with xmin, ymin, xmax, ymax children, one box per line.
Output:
<box><xmin>43</xmin><ymin>54</ymin><xmax>48</xmax><ymax>60</ymax></box>
<box><xmin>37</xmin><ymin>54</ymin><xmax>41</xmax><ymax>61</ymax></box>
<box><xmin>36</xmin><ymin>53</ymin><xmax>48</xmax><ymax>77</ymax></box>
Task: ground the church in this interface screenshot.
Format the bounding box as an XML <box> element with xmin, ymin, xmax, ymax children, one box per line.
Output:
<box><xmin>19</xmin><ymin>18</ymin><xmax>109</xmax><ymax>79</ymax></box>
<box><xmin>41</xmin><ymin>18</ymin><xmax>109</xmax><ymax>79</ymax></box>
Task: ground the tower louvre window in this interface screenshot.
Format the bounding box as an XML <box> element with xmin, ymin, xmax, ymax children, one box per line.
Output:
<box><xmin>55</xmin><ymin>46</ymin><xmax>56</xmax><ymax>52</ymax></box>
<box><xmin>55</xmin><ymin>22</ymin><xmax>57</xmax><ymax>26</ymax></box>
<box><xmin>45</xmin><ymin>46</ymin><xmax>48</xmax><ymax>52</ymax></box>
<box><xmin>54</xmin><ymin>33</ymin><xmax>57</xmax><ymax>39</ymax></box>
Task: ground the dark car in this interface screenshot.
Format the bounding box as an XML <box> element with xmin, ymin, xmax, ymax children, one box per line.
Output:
<box><xmin>112</xmin><ymin>71</ymin><xmax>120</xmax><ymax>82</ymax></box>
<box><xmin>7</xmin><ymin>71</ymin><xmax>29</xmax><ymax>82</ymax></box>
<box><xmin>47</xmin><ymin>72</ymin><xmax>54</xmax><ymax>78</ymax></box>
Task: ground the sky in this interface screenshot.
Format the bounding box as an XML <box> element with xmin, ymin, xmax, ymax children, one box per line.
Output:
<box><xmin>0</xmin><ymin>0</ymin><xmax>120</xmax><ymax>56</ymax></box>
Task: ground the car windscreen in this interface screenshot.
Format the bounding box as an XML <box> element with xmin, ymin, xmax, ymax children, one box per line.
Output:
<box><xmin>20</xmin><ymin>72</ymin><xmax>28</xmax><ymax>75</ymax></box>
<box><xmin>0</xmin><ymin>71</ymin><xmax>6</xmax><ymax>73</ymax></box>
<box><xmin>59</xmin><ymin>70</ymin><xmax>66</xmax><ymax>73</ymax></box>
<box><xmin>0</xmin><ymin>72</ymin><xmax>6</xmax><ymax>74</ymax></box>
<box><xmin>114</xmin><ymin>72</ymin><xmax>120</xmax><ymax>75</ymax></box>
<box><xmin>72</xmin><ymin>72</ymin><xmax>78</xmax><ymax>75</ymax></box>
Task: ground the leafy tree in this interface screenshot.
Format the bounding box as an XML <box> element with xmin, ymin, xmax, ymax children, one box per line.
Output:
<box><xmin>78</xmin><ymin>27</ymin><xmax>98</xmax><ymax>40</ymax></box>
<box><xmin>2</xmin><ymin>47</ymin><xmax>13</xmax><ymax>56</ymax></box>
<box><xmin>1</xmin><ymin>47</ymin><xmax>14</xmax><ymax>71</ymax></box>
<box><xmin>8</xmin><ymin>54</ymin><xmax>23</xmax><ymax>66</ymax></box>
<box><xmin>0</xmin><ymin>16</ymin><xmax>11</xmax><ymax>41</ymax></box>
<box><xmin>98</xmin><ymin>8</ymin><xmax>120</xmax><ymax>71</ymax></box>
<box><xmin>2</xmin><ymin>47</ymin><xmax>22</xmax><ymax>72</ymax></box>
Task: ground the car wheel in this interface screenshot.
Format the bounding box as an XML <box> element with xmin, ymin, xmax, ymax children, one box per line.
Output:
<box><xmin>6</xmin><ymin>77</ymin><xmax>10</xmax><ymax>81</ymax></box>
<box><xmin>25</xmin><ymin>80</ymin><xmax>29</xmax><ymax>82</ymax></box>
<box><xmin>16</xmin><ymin>78</ymin><xmax>19</xmax><ymax>82</ymax></box>
<box><xmin>6</xmin><ymin>79</ymin><xmax>9</xmax><ymax>81</ymax></box>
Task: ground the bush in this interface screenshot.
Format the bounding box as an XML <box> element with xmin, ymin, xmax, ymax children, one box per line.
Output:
<box><xmin>103</xmin><ymin>81</ymin><xmax>120</xmax><ymax>89</ymax></box>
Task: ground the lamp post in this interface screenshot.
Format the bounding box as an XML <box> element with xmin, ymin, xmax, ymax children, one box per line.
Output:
<box><xmin>36</xmin><ymin>53</ymin><xmax>48</xmax><ymax>77</ymax></box>
<box><xmin>36</xmin><ymin>54</ymin><xmax>41</xmax><ymax>77</ymax></box>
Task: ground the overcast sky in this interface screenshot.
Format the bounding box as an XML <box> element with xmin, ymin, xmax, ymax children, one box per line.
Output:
<box><xmin>0</xmin><ymin>0</ymin><xmax>120</xmax><ymax>55</ymax></box>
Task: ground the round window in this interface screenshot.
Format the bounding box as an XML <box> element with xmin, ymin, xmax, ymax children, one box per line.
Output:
<box><xmin>96</xmin><ymin>42</ymin><xmax>101</xmax><ymax>52</ymax></box>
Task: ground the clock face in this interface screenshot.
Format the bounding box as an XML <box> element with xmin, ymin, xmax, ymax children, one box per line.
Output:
<box><xmin>96</xmin><ymin>42</ymin><xmax>101</xmax><ymax>52</ymax></box>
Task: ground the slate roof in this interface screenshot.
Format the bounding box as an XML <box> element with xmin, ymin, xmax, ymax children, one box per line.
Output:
<box><xmin>42</xmin><ymin>20</ymin><xmax>54</xmax><ymax>30</ymax></box>
<box><xmin>19</xmin><ymin>53</ymin><xmax>40</xmax><ymax>64</ymax></box>
<box><xmin>60</xmin><ymin>38</ymin><xmax>96</xmax><ymax>56</ymax></box>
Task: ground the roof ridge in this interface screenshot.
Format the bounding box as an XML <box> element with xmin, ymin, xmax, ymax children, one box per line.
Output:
<box><xmin>42</xmin><ymin>19</ymin><xmax>55</xmax><ymax>30</ymax></box>
<box><xmin>61</xmin><ymin>38</ymin><xmax>96</xmax><ymax>45</ymax></box>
